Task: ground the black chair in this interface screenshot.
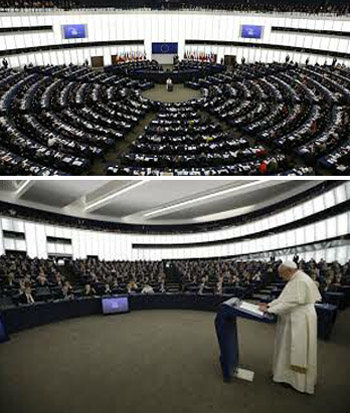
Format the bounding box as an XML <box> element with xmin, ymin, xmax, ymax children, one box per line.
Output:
<box><xmin>0</xmin><ymin>296</ymin><xmax>14</xmax><ymax>309</ymax></box>
<box><xmin>34</xmin><ymin>287</ymin><xmax>52</xmax><ymax>302</ymax></box>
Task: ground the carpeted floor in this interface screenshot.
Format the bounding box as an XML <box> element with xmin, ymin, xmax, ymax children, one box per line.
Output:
<box><xmin>0</xmin><ymin>309</ymin><xmax>348</xmax><ymax>413</ymax></box>
<box><xmin>142</xmin><ymin>84</ymin><xmax>201</xmax><ymax>102</ymax></box>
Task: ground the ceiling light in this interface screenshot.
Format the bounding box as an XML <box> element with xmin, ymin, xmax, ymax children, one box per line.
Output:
<box><xmin>192</xmin><ymin>204</ymin><xmax>256</xmax><ymax>223</ymax></box>
<box><xmin>85</xmin><ymin>180</ymin><xmax>147</xmax><ymax>212</ymax></box>
<box><xmin>15</xmin><ymin>180</ymin><xmax>32</xmax><ymax>197</ymax></box>
<box><xmin>144</xmin><ymin>181</ymin><xmax>262</xmax><ymax>218</ymax></box>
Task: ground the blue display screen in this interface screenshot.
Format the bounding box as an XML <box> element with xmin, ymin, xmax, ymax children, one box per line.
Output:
<box><xmin>152</xmin><ymin>42</ymin><xmax>178</xmax><ymax>54</ymax></box>
<box><xmin>102</xmin><ymin>297</ymin><xmax>129</xmax><ymax>314</ymax></box>
<box><xmin>241</xmin><ymin>25</ymin><xmax>263</xmax><ymax>39</ymax></box>
<box><xmin>63</xmin><ymin>24</ymin><xmax>86</xmax><ymax>39</ymax></box>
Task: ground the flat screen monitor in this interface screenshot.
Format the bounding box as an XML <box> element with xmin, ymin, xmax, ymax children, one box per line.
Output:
<box><xmin>102</xmin><ymin>297</ymin><xmax>129</xmax><ymax>314</ymax></box>
<box><xmin>152</xmin><ymin>42</ymin><xmax>178</xmax><ymax>54</ymax></box>
<box><xmin>62</xmin><ymin>24</ymin><xmax>87</xmax><ymax>39</ymax></box>
<box><xmin>241</xmin><ymin>25</ymin><xmax>263</xmax><ymax>39</ymax></box>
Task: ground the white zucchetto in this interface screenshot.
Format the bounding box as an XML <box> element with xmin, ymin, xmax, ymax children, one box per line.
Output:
<box><xmin>281</xmin><ymin>260</ymin><xmax>298</xmax><ymax>270</ymax></box>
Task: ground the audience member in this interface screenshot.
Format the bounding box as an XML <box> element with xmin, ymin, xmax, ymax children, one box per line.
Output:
<box><xmin>18</xmin><ymin>286</ymin><xmax>35</xmax><ymax>305</ymax></box>
<box><xmin>0</xmin><ymin>254</ymin><xmax>349</xmax><ymax>309</ymax></box>
<box><xmin>141</xmin><ymin>283</ymin><xmax>155</xmax><ymax>294</ymax></box>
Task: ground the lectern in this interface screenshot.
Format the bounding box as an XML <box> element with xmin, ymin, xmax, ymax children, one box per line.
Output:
<box><xmin>215</xmin><ymin>297</ymin><xmax>275</xmax><ymax>382</ymax></box>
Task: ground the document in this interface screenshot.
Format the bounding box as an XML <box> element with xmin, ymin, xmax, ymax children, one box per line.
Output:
<box><xmin>239</xmin><ymin>301</ymin><xmax>265</xmax><ymax>317</ymax></box>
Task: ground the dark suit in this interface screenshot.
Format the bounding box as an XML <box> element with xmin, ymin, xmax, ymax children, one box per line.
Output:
<box><xmin>18</xmin><ymin>293</ymin><xmax>35</xmax><ymax>304</ymax></box>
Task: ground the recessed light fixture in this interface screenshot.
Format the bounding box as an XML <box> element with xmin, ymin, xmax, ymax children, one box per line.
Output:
<box><xmin>15</xmin><ymin>180</ymin><xmax>32</xmax><ymax>197</ymax></box>
<box><xmin>85</xmin><ymin>180</ymin><xmax>148</xmax><ymax>212</ymax></box>
<box><xmin>144</xmin><ymin>181</ymin><xmax>262</xmax><ymax>218</ymax></box>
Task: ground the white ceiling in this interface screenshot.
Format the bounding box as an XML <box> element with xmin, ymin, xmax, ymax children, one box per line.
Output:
<box><xmin>0</xmin><ymin>179</ymin><xmax>322</xmax><ymax>226</ymax></box>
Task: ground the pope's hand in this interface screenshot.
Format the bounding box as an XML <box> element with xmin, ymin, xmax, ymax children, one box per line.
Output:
<box><xmin>259</xmin><ymin>303</ymin><xmax>268</xmax><ymax>312</ymax></box>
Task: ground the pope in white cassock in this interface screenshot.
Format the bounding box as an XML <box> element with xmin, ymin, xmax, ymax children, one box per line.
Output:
<box><xmin>259</xmin><ymin>261</ymin><xmax>321</xmax><ymax>394</ymax></box>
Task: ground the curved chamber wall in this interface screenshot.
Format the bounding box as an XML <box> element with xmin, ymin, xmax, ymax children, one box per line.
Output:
<box><xmin>1</xmin><ymin>10</ymin><xmax>350</xmax><ymax>67</ymax></box>
<box><xmin>0</xmin><ymin>182</ymin><xmax>349</xmax><ymax>263</ymax></box>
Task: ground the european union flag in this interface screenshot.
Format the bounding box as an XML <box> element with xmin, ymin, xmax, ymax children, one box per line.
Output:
<box><xmin>152</xmin><ymin>42</ymin><xmax>178</xmax><ymax>54</ymax></box>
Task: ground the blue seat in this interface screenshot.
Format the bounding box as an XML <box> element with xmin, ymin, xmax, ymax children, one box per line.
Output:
<box><xmin>324</xmin><ymin>292</ymin><xmax>346</xmax><ymax>310</ymax></box>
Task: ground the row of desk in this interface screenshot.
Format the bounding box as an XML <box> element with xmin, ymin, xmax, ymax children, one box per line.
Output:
<box><xmin>132</xmin><ymin>69</ymin><xmax>200</xmax><ymax>84</ymax></box>
<box><xmin>0</xmin><ymin>293</ymin><xmax>338</xmax><ymax>341</ymax></box>
<box><xmin>105</xmin><ymin>64</ymin><xmax>225</xmax><ymax>84</ymax></box>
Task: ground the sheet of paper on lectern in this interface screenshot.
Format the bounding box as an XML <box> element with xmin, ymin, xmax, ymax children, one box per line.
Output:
<box><xmin>239</xmin><ymin>301</ymin><xmax>265</xmax><ymax>317</ymax></box>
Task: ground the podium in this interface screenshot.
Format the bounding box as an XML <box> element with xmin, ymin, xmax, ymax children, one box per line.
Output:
<box><xmin>215</xmin><ymin>297</ymin><xmax>275</xmax><ymax>382</ymax></box>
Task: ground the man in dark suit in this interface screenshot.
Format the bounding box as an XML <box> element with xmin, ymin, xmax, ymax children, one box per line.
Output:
<box><xmin>18</xmin><ymin>286</ymin><xmax>35</xmax><ymax>305</ymax></box>
<box><xmin>57</xmin><ymin>284</ymin><xmax>74</xmax><ymax>300</ymax></box>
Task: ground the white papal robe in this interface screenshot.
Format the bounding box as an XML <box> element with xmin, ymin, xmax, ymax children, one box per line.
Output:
<box><xmin>267</xmin><ymin>270</ymin><xmax>321</xmax><ymax>394</ymax></box>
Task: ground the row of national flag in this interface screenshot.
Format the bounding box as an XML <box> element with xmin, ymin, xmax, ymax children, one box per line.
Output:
<box><xmin>184</xmin><ymin>50</ymin><xmax>216</xmax><ymax>63</ymax></box>
<box><xmin>114</xmin><ymin>51</ymin><xmax>147</xmax><ymax>63</ymax></box>
<box><xmin>113</xmin><ymin>50</ymin><xmax>217</xmax><ymax>64</ymax></box>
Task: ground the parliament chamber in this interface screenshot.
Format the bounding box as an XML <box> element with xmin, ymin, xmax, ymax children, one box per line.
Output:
<box><xmin>0</xmin><ymin>1</ymin><xmax>349</xmax><ymax>175</ymax></box>
<box><xmin>0</xmin><ymin>179</ymin><xmax>348</xmax><ymax>334</ymax></box>
<box><xmin>0</xmin><ymin>1</ymin><xmax>349</xmax><ymax>412</ymax></box>
<box><xmin>0</xmin><ymin>179</ymin><xmax>349</xmax><ymax>412</ymax></box>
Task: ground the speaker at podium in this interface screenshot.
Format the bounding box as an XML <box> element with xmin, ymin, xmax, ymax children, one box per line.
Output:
<box><xmin>166</xmin><ymin>77</ymin><xmax>173</xmax><ymax>92</ymax></box>
<box><xmin>215</xmin><ymin>297</ymin><xmax>275</xmax><ymax>382</ymax></box>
